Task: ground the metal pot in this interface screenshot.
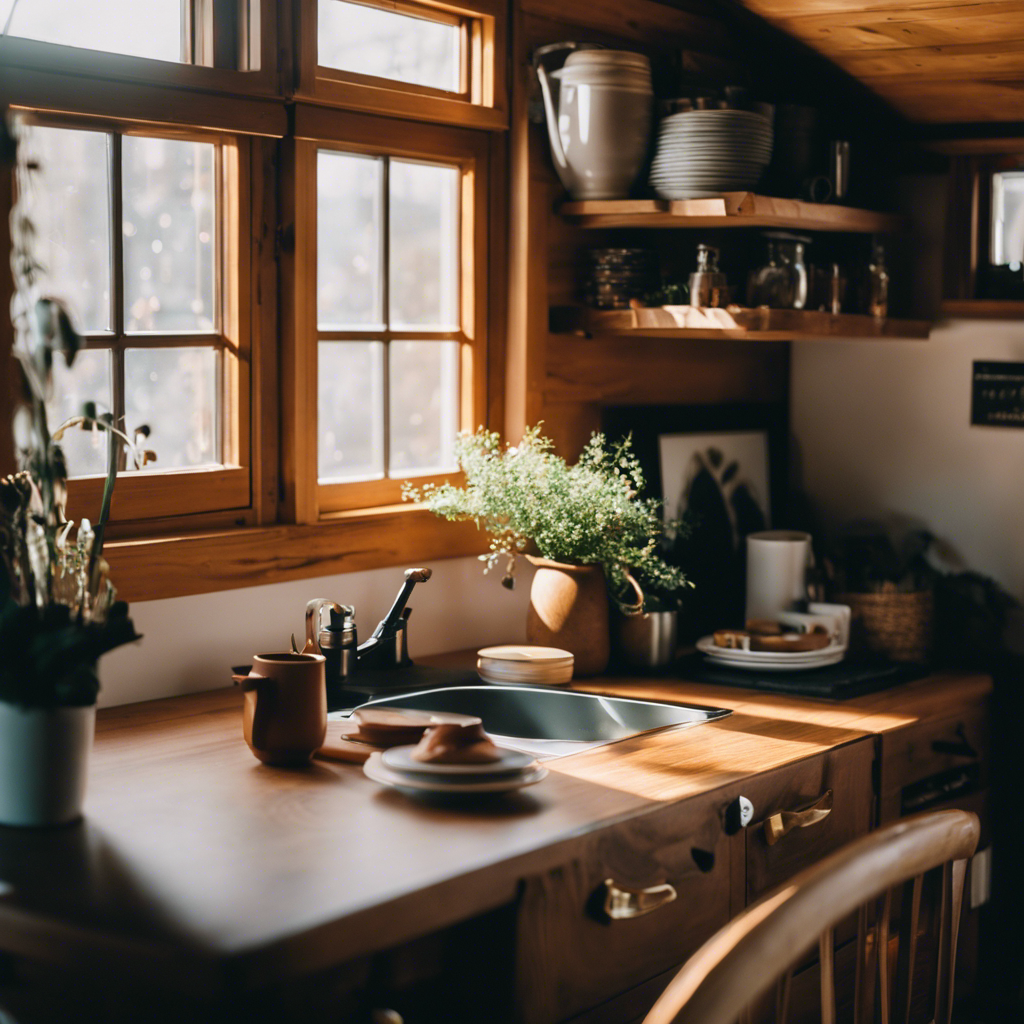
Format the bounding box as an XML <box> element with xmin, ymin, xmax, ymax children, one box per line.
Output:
<box><xmin>615</xmin><ymin>610</ymin><xmax>679</xmax><ymax>670</ymax></box>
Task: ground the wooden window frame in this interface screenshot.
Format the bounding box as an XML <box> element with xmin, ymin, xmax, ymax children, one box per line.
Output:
<box><xmin>293</xmin><ymin>0</ymin><xmax>507</xmax><ymax>131</ymax></box>
<box><xmin>283</xmin><ymin>105</ymin><xmax>489</xmax><ymax>522</ymax></box>
<box><xmin>0</xmin><ymin>0</ymin><xmax>277</xmax><ymax>97</ymax></box>
<box><xmin>0</xmin><ymin>2</ymin><xmax>510</xmax><ymax>602</ymax></box>
<box><xmin>942</xmin><ymin>151</ymin><xmax>1024</xmax><ymax>315</ymax></box>
<box><xmin>20</xmin><ymin>112</ymin><xmax>254</xmax><ymax>526</ymax></box>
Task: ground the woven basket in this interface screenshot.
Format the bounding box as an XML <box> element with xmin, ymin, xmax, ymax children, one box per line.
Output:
<box><xmin>839</xmin><ymin>586</ymin><xmax>934</xmax><ymax>663</ymax></box>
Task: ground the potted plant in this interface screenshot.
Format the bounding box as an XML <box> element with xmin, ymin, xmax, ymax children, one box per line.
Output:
<box><xmin>0</xmin><ymin>114</ymin><xmax>143</xmax><ymax>827</ymax></box>
<box><xmin>405</xmin><ymin>425</ymin><xmax>688</xmax><ymax>675</ymax></box>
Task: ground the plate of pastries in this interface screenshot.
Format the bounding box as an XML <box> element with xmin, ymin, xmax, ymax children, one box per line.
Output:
<box><xmin>697</xmin><ymin>605</ymin><xmax>850</xmax><ymax>672</ymax></box>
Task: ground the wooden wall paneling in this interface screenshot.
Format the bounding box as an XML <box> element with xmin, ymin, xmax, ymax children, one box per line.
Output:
<box><xmin>544</xmin><ymin>337</ymin><xmax>790</xmax><ymax>407</ymax></box>
<box><xmin>518</xmin><ymin>0</ymin><xmax>727</xmax><ymax>49</ymax></box>
<box><xmin>942</xmin><ymin>156</ymin><xmax>981</xmax><ymax>302</ymax></box>
<box><xmin>487</xmin><ymin>129</ymin><xmax>510</xmax><ymax>434</ymax></box>
<box><xmin>539</xmin><ymin>403</ymin><xmax>602</xmax><ymax>461</ymax></box>
<box><xmin>504</xmin><ymin>4</ymin><xmax>549</xmax><ymax>443</ymax></box>
<box><xmin>737</xmin><ymin>0</ymin><xmax>1024</xmax><ymax>123</ymax></box>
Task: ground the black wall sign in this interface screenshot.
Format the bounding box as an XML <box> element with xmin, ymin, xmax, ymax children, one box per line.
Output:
<box><xmin>971</xmin><ymin>361</ymin><xmax>1024</xmax><ymax>428</ymax></box>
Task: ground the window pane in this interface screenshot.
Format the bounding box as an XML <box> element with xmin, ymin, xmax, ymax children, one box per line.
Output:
<box><xmin>3</xmin><ymin>0</ymin><xmax>185</xmax><ymax>63</ymax></box>
<box><xmin>317</xmin><ymin>151</ymin><xmax>383</xmax><ymax>329</ymax></box>
<box><xmin>992</xmin><ymin>171</ymin><xmax>1024</xmax><ymax>266</ymax></box>
<box><xmin>318</xmin><ymin>341</ymin><xmax>384</xmax><ymax>481</ymax></box>
<box><xmin>390</xmin><ymin>160</ymin><xmax>460</xmax><ymax>329</ymax></box>
<box><xmin>389</xmin><ymin>341</ymin><xmax>459</xmax><ymax>476</ymax></box>
<box><xmin>318</xmin><ymin>0</ymin><xmax>460</xmax><ymax>93</ymax></box>
<box><xmin>47</xmin><ymin>349</ymin><xmax>113</xmax><ymax>479</ymax></box>
<box><xmin>123</xmin><ymin>136</ymin><xmax>217</xmax><ymax>333</ymax></box>
<box><xmin>124</xmin><ymin>348</ymin><xmax>219</xmax><ymax>468</ymax></box>
<box><xmin>31</xmin><ymin>126</ymin><xmax>112</xmax><ymax>334</ymax></box>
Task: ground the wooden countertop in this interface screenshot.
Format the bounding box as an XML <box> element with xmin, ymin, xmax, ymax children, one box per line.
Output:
<box><xmin>0</xmin><ymin>667</ymin><xmax>991</xmax><ymax>997</ymax></box>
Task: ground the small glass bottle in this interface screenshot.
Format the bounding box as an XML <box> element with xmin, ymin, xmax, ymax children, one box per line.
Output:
<box><xmin>867</xmin><ymin>244</ymin><xmax>889</xmax><ymax>319</ymax></box>
<box><xmin>689</xmin><ymin>244</ymin><xmax>728</xmax><ymax>308</ymax></box>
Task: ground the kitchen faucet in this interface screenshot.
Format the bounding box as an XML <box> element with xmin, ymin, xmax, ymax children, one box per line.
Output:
<box><xmin>357</xmin><ymin>567</ymin><xmax>432</xmax><ymax>670</ymax></box>
<box><xmin>305</xmin><ymin>568</ymin><xmax>433</xmax><ymax>697</ymax></box>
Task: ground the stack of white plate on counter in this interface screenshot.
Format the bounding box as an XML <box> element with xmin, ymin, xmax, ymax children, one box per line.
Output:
<box><xmin>477</xmin><ymin>645</ymin><xmax>575</xmax><ymax>686</ymax></box>
<box><xmin>649</xmin><ymin>109</ymin><xmax>774</xmax><ymax>200</ymax></box>
<box><xmin>363</xmin><ymin>745</ymin><xmax>548</xmax><ymax>796</ymax></box>
<box><xmin>695</xmin><ymin>635</ymin><xmax>846</xmax><ymax>672</ymax></box>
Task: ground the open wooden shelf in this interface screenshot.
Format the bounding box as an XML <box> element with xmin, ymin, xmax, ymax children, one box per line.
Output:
<box><xmin>552</xmin><ymin>305</ymin><xmax>932</xmax><ymax>341</ymax></box>
<box><xmin>559</xmin><ymin>194</ymin><xmax>907</xmax><ymax>234</ymax></box>
<box><xmin>940</xmin><ymin>300</ymin><xmax>1024</xmax><ymax>320</ymax></box>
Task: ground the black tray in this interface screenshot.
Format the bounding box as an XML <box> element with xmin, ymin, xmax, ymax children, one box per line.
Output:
<box><xmin>680</xmin><ymin>655</ymin><xmax>931</xmax><ymax>700</ymax></box>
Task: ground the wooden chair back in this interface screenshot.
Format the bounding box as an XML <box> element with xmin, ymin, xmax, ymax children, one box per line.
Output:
<box><xmin>642</xmin><ymin>809</ymin><xmax>980</xmax><ymax>1024</ymax></box>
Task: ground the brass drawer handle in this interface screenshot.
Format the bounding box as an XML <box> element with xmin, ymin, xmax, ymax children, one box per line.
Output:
<box><xmin>764</xmin><ymin>789</ymin><xmax>834</xmax><ymax>846</ymax></box>
<box><xmin>600</xmin><ymin>878</ymin><xmax>678</xmax><ymax>921</ymax></box>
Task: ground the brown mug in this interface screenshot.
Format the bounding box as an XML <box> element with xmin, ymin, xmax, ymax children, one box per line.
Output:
<box><xmin>233</xmin><ymin>653</ymin><xmax>327</xmax><ymax>766</ymax></box>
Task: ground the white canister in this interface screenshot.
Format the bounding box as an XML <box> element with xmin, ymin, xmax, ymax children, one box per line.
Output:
<box><xmin>0</xmin><ymin>702</ymin><xmax>96</xmax><ymax>827</ymax></box>
<box><xmin>745</xmin><ymin>530</ymin><xmax>813</xmax><ymax>622</ymax></box>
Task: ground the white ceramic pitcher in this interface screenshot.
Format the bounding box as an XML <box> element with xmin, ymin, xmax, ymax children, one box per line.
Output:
<box><xmin>536</xmin><ymin>47</ymin><xmax>653</xmax><ymax>200</ymax></box>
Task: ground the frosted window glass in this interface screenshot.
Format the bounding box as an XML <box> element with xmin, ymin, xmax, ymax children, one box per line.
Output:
<box><xmin>124</xmin><ymin>348</ymin><xmax>219</xmax><ymax>468</ymax></box>
<box><xmin>123</xmin><ymin>136</ymin><xmax>217</xmax><ymax>333</ymax></box>
<box><xmin>389</xmin><ymin>160</ymin><xmax>459</xmax><ymax>329</ymax></box>
<box><xmin>3</xmin><ymin>0</ymin><xmax>184</xmax><ymax>63</ymax></box>
<box><xmin>318</xmin><ymin>341</ymin><xmax>385</xmax><ymax>481</ymax></box>
<box><xmin>318</xmin><ymin>0</ymin><xmax>460</xmax><ymax>93</ymax></box>
<box><xmin>31</xmin><ymin>126</ymin><xmax>112</xmax><ymax>334</ymax></box>
<box><xmin>47</xmin><ymin>349</ymin><xmax>113</xmax><ymax>478</ymax></box>
<box><xmin>389</xmin><ymin>341</ymin><xmax>458</xmax><ymax>475</ymax></box>
<box><xmin>318</xmin><ymin>150</ymin><xmax>383</xmax><ymax>328</ymax></box>
<box><xmin>992</xmin><ymin>171</ymin><xmax>1024</xmax><ymax>266</ymax></box>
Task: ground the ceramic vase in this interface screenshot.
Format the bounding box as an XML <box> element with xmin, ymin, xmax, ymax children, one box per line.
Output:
<box><xmin>536</xmin><ymin>49</ymin><xmax>654</xmax><ymax>200</ymax></box>
<box><xmin>0</xmin><ymin>701</ymin><xmax>95</xmax><ymax>827</ymax></box>
<box><xmin>525</xmin><ymin>557</ymin><xmax>610</xmax><ymax>676</ymax></box>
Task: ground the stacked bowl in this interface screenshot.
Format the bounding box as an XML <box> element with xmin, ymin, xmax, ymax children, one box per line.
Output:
<box><xmin>649</xmin><ymin>109</ymin><xmax>773</xmax><ymax>199</ymax></box>
<box><xmin>477</xmin><ymin>645</ymin><xmax>575</xmax><ymax>686</ymax></box>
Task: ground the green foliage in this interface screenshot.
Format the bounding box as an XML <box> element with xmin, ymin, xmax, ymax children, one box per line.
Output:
<box><xmin>0</xmin><ymin>591</ymin><xmax>139</xmax><ymax>707</ymax></box>
<box><xmin>404</xmin><ymin>425</ymin><xmax>690</xmax><ymax>611</ymax></box>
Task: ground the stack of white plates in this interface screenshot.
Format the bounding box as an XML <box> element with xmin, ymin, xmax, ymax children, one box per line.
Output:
<box><xmin>363</xmin><ymin>746</ymin><xmax>548</xmax><ymax>796</ymax></box>
<box><xmin>477</xmin><ymin>645</ymin><xmax>574</xmax><ymax>686</ymax></box>
<box><xmin>696</xmin><ymin>635</ymin><xmax>846</xmax><ymax>672</ymax></box>
<box><xmin>649</xmin><ymin>109</ymin><xmax>773</xmax><ymax>200</ymax></box>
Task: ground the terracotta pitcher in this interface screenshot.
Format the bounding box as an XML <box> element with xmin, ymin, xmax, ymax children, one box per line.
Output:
<box><xmin>233</xmin><ymin>652</ymin><xmax>327</xmax><ymax>765</ymax></box>
<box><xmin>525</xmin><ymin>557</ymin><xmax>610</xmax><ymax>676</ymax></box>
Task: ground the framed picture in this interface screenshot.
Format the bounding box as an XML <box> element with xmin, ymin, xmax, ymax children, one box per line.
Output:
<box><xmin>602</xmin><ymin>404</ymin><xmax>789</xmax><ymax>639</ymax></box>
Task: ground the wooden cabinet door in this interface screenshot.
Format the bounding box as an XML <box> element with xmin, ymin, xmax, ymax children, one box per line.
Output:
<box><xmin>515</xmin><ymin>789</ymin><xmax>730</xmax><ymax>1024</ymax></box>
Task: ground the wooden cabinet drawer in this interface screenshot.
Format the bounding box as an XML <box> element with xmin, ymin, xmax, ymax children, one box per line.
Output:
<box><xmin>878</xmin><ymin>705</ymin><xmax>990</xmax><ymax>823</ymax></box>
<box><xmin>741</xmin><ymin>739</ymin><xmax>875</xmax><ymax>905</ymax></box>
<box><xmin>515</xmin><ymin>791</ymin><xmax>730</xmax><ymax>1024</ymax></box>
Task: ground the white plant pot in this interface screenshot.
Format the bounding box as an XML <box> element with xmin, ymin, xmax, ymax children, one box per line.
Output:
<box><xmin>0</xmin><ymin>701</ymin><xmax>96</xmax><ymax>827</ymax></box>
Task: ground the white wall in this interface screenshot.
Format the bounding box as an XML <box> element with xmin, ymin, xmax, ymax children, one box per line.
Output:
<box><xmin>98</xmin><ymin>555</ymin><xmax>533</xmax><ymax>707</ymax></box>
<box><xmin>791</xmin><ymin>175</ymin><xmax>1024</xmax><ymax>643</ymax></box>
<box><xmin>791</xmin><ymin>319</ymin><xmax>1024</xmax><ymax>599</ymax></box>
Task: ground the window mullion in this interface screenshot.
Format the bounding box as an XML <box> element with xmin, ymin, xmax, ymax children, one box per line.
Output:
<box><xmin>110</xmin><ymin>132</ymin><xmax>128</xmax><ymax>470</ymax></box>
<box><xmin>381</xmin><ymin>155</ymin><xmax>391</xmax><ymax>481</ymax></box>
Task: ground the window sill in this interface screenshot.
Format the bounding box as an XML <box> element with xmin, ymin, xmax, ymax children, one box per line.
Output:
<box><xmin>103</xmin><ymin>505</ymin><xmax>487</xmax><ymax>603</ymax></box>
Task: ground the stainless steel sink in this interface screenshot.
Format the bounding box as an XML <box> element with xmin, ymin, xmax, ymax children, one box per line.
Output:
<box><xmin>336</xmin><ymin>685</ymin><xmax>731</xmax><ymax>758</ymax></box>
